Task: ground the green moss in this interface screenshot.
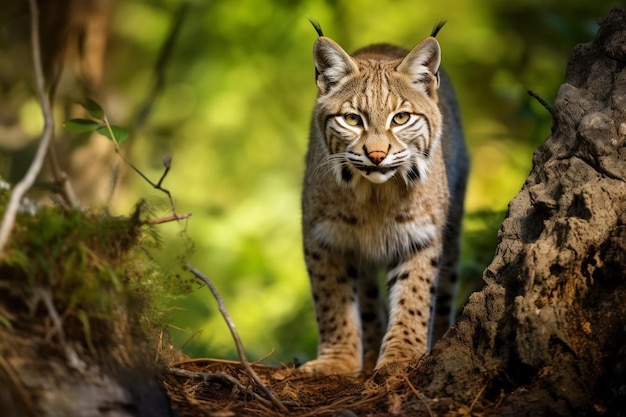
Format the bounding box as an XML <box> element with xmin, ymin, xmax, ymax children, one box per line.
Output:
<box><xmin>0</xmin><ymin>186</ymin><xmax>189</xmax><ymax>351</ymax></box>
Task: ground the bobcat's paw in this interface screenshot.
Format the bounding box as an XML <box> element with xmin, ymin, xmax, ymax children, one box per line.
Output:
<box><xmin>373</xmin><ymin>358</ymin><xmax>409</xmax><ymax>378</ymax></box>
<box><xmin>374</xmin><ymin>342</ymin><xmax>425</xmax><ymax>376</ymax></box>
<box><xmin>374</xmin><ymin>351</ymin><xmax>421</xmax><ymax>378</ymax></box>
<box><xmin>295</xmin><ymin>357</ymin><xmax>361</xmax><ymax>377</ymax></box>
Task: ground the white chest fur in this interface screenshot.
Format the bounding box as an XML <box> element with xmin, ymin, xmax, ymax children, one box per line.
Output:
<box><xmin>311</xmin><ymin>200</ymin><xmax>437</xmax><ymax>264</ymax></box>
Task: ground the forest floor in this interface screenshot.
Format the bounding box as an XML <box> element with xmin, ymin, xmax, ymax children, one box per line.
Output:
<box><xmin>162</xmin><ymin>356</ymin><xmax>487</xmax><ymax>417</ymax></box>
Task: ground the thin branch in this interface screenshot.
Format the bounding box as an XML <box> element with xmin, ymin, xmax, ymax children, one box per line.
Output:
<box><xmin>0</xmin><ymin>354</ymin><xmax>36</xmax><ymax>417</ymax></box>
<box><xmin>102</xmin><ymin>115</ymin><xmax>179</xmax><ymax>215</ymax></box>
<box><xmin>0</xmin><ymin>0</ymin><xmax>55</xmax><ymax>252</ymax></box>
<box><xmin>45</xmin><ymin>53</ymin><xmax>81</xmax><ymax>209</ymax></box>
<box><xmin>126</xmin><ymin>3</ymin><xmax>189</xmax><ymax>209</ymax></box>
<box><xmin>468</xmin><ymin>383</ymin><xmax>487</xmax><ymax>414</ymax></box>
<box><xmin>527</xmin><ymin>90</ymin><xmax>554</xmax><ymax>117</ymax></box>
<box><xmin>147</xmin><ymin>212</ymin><xmax>192</xmax><ymax>225</ymax></box>
<box><xmin>171</xmin><ymin>349</ymin><xmax>276</xmax><ymax>368</ymax></box>
<box><xmin>156</xmin><ymin>156</ymin><xmax>172</xmax><ymax>188</ymax></box>
<box><xmin>37</xmin><ymin>288</ymin><xmax>67</xmax><ymax>347</ymax></box>
<box><xmin>45</xmin><ymin>51</ymin><xmax>81</xmax><ymax>210</ymax></box>
<box><xmin>105</xmin><ymin>4</ymin><xmax>188</xmax><ymax>211</ymax></box>
<box><xmin>185</xmin><ymin>263</ymin><xmax>288</xmax><ymax>413</ymax></box>
<box><xmin>403</xmin><ymin>375</ymin><xmax>433</xmax><ymax>417</ymax></box>
<box><xmin>105</xmin><ymin>163</ymin><xmax>120</xmax><ymax>209</ymax></box>
<box><xmin>36</xmin><ymin>288</ymin><xmax>86</xmax><ymax>372</ymax></box>
<box><xmin>167</xmin><ymin>367</ymin><xmax>270</xmax><ymax>404</ymax></box>
<box><xmin>47</xmin><ymin>157</ymin><xmax>83</xmax><ymax>209</ymax></box>
<box><xmin>135</xmin><ymin>3</ymin><xmax>190</xmax><ymax>129</ymax></box>
<box><xmin>46</xmin><ymin>147</ymin><xmax>82</xmax><ymax>209</ymax></box>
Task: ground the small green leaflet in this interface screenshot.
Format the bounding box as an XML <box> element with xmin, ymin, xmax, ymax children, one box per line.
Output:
<box><xmin>77</xmin><ymin>310</ymin><xmax>96</xmax><ymax>353</ymax></box>
<box><xmin>80</xmin><ymin>98</ymin><xmax>105</xmax><ymax>119</ymax></box>
<box><xmin>64</xmin><ymin>119</ymin><xmax>129</xmax><ymax>144</ymax></box>
<box><xmin>64</xmin><ymin>98</ymin><xmax>129</xmax><ymax>144</ymax></box>
<box><xmin>0</xmin><ymin>314</ymin><xmax>12</xmax><ymax>329</ymax></box>
<box><xmin>63</xmin><ymin>118</ymin><xmax>100</xmax><ymax>133</ymax></box>
<box><xmin>96</xmin><ymin>125</ymin><xmax>129</xmax><ymax>144</ymax></box>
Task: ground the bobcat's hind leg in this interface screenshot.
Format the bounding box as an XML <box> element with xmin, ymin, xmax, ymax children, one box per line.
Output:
<box><xmin>357</xmin><ymin>265</ymin><xmax>386</xmax><ymax>374</ymax></box>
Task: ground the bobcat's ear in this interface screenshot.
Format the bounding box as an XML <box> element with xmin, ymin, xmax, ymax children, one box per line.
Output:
<box><xmin>397</xmin><ymin>37</ymin><xmax>441</xmax><ymax>97</ymax></box>
<box><xmin>313</xmin><ymin>37</ymin><xmax>359</xmax><ymax>95</ymax></box>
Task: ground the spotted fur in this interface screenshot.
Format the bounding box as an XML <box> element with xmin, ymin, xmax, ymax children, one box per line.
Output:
<box><xmin>300</xmin><ymin>25</ymin><xmax>469</xmax><ymax>376</ymax></box>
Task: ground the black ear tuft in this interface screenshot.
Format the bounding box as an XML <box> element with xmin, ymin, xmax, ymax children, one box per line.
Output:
<box><xmin>431</xmin><ymin>20</ymin><xmax>447</xmax><ymax>38</ymax></box>
<box><xmin>308</xmin><ymin>19</ymin><xmax>324</xmax><ymax>37</ymax></box>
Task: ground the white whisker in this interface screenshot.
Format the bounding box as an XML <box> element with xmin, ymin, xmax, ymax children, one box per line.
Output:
<box><xmin>313</xmin><ymin>153</ymin><xmax>350</xmax><ymax>180</ymax></box>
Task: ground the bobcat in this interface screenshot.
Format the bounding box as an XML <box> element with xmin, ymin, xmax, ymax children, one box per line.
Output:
<box><xmin>300</xmin><ymin>22</ymin><xmax>469</xmax><ymax>376</ymax></box>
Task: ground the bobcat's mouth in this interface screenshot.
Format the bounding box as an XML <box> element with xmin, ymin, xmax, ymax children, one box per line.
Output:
<box><xmin>359</xmin><ymin>166</ymin><xmax>394</xmax><ymax>175</ymax></box>
<box><xmin>355</xmin><ymin>166</ymin><xmax>397</xmax><ymax>184</ymax></box>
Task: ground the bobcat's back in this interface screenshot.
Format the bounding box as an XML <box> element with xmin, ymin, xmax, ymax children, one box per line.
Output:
<box><xmin>300</xmin><ymin>26</ymin><xmax>468</xmax><ymax>376</ymax></box>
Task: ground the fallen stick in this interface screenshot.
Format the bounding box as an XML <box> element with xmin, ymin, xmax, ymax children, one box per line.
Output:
<box><xmin>185</xmin><ymin>263</ymin><xmax>288</xmax><ymax>413</ymax></box>
<box><xmin>167</xmin><ymin>367</ymin><xmax>269</xmax><ymax>404</ymax></box>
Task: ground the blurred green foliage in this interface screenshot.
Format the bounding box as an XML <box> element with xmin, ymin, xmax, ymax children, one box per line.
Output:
<box><xmin>0</xmin><ymin>0</ymin><xmax>620</xmax><ymax>364</ymax></box>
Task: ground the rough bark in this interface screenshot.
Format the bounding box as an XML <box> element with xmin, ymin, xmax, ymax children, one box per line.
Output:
<box><xmin>420</xmin><ymin>8</ymin><xmax>626</xmax><ymax>416</ymax></box>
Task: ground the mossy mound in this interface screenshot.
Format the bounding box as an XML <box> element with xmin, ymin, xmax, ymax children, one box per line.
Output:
<box><xmin>0</xmin><ymin>187</ymin><xmax>182</xmax><ymax>416</ymax></box>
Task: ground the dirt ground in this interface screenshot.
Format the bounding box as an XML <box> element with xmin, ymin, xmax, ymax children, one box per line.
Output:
<box><xmin>163</xmin><ymin>358</ymin><xmax>484</xmax><ymax>417</ymax></box>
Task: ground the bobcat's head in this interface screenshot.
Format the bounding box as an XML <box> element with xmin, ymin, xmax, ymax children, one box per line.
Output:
<box><xmin>312</xmin><ymin>33</ymin><xmax>443</xmax><ymax>186</ymax></box>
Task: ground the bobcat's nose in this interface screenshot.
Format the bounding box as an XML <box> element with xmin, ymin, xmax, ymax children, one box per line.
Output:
<box><xmin>366</xmin><ymin>150</ymin><xmax>387</xmax><ymax>165</ymax></box>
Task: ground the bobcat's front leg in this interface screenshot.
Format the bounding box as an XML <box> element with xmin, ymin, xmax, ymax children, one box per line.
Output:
<box><xmin>298</xmin><ymin>241</ymin><xmax>362</xmax><ymax>376</ymax></box>
<box><xmin>375</xmin><ymin>241</ymin><xmax>442</xmax><ymax>372</ymax></box>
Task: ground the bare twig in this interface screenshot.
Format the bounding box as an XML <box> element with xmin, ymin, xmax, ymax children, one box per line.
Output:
<box><xmin>102</xmin><ymin>115</ymin><xmax>179</xmax><ymax>215</ymax></box>
<box><xmin>185</xmin><ymin>263</ymin><xmax>288</xmax><ymax>413</ymax></box>
<box><xmin>45</xmin><ymin>57</ymin><xmax>82</xmax><ymax>209</ymax></box>
<box><xmin>403</xmin><ymin>375</ymin><xmax>433</xmax><ymax>417</ymax></box>
<box><xmin>527</xmin><ymin>90</ymin><xmax>555</xmax><ymax>117</ymax></box>
<box><xmin>37</xmin><ymin>288</ymin><xmax>67</xmax><ymax>346</ymax></box>
<box><xmin>35</xmin><ymin>288</ymin><xmax>86</xmax><ymax>372</ymax></box>
<box><xmin>468</xmin><ymin>383</ymin><xmax>487</xmax><ymax>414</ymax></box>
<box><xmin>0</xmin><ymin>354</ymin><xmax>36</xmax><ymax>416</ymax></box>
<box><xmin>136</xmin><ymin>3</ymin><xmax>190</xmax><ymax>129</ymax></box>
<box><xmin>46</xmin><ymin>155</ymin><xmax>83</xmax><ymax>209</ymax></box>
<box><xmin>167</xmin><ymin>367</ymin><xmax>270</xmax><ymax>404</ymax></box>
<box><xmin>105</xmin><ymin>4</ymin><xmax>188</xmax><ymax>211</ymax></box>
<box><xmin>147</xmin><ymin>212</ymin><xmax>192</xmax><ymax>225</ymax></box>
<box><xmin>171</xmin><ymin>349</ymin><xmax>276</xmax><ymax>368</ymax></box>
<box><xmin>105</xmin><ymin>163</ymin><xmax>120</xmax><ymax>209</ymax></box>
<box><xmin>0</xmin><ymin>0</ymin><xmax>55</xmax><ymax>252</ymax></box>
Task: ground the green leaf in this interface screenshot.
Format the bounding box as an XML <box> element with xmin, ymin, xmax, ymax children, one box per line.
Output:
<box><xmin>96</xmin><ymin>125</ymin><xmax>129</xmax><ymax>144</ymax></box>
<box><xmin>0</xmin><ymin>314</ymin><xmax>12</xmax><ymax>329</ymax></box>
<box><xmin>77</xmin><ymin>310</ymin><xmax>96</xmax><ymax>354</ymax></box>
<box><xmin>63</xmin><ymin>118</ymin><xmax>100</xmax><ymax>133</ymax></box>
<box><xmin>79</xmin><ymin>98</ymin><xmax>104</xmax><ymax>119</ymax></box>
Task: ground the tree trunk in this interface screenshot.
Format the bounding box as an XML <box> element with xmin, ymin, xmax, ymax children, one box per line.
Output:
<box><xmin>419</xmin><ymin>8</ymin><xmax>626</xmax><ymax>416</ymax></box>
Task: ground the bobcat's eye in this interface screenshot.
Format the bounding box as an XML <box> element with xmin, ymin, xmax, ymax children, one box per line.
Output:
<box><xmin>343</xmin><ymin>113</ymin><xmax>363</xmax><ymax>126</ymax></box>
<box><xmin>392</xmin><ymin>112</ymin><xmax>411</xmax><ymax>125</ymax></box>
